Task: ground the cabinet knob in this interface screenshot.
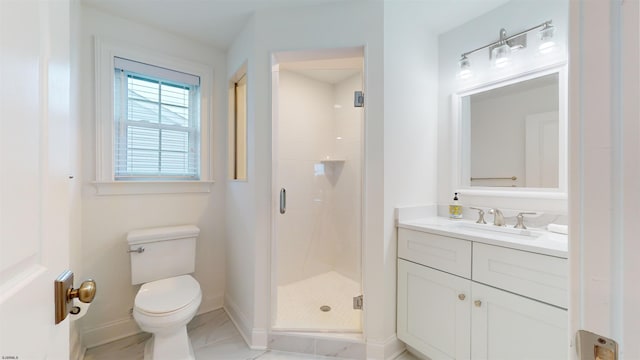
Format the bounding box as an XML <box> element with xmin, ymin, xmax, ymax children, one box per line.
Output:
<box><xmin>474</xmin><ymin>300</ymin><xmax>482</xmax><ymax>307</ymax></box>
<box><xmin>458</xmin><ymin>293</ymin><xmax>466</xmax><ymax>301</ymax></box>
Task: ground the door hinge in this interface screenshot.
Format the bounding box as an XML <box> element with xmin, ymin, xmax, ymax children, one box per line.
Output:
<box><xmin>354</xmin><ymin>91</ymin><xmax>364</xmax><ymax>107</ymax></box>
<box><xmin>353</xmin><ymin>295</ymin><xmax>363</xmax><ymax>310</ymax></box>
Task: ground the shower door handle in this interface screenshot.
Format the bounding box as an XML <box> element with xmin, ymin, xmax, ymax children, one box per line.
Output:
<box><xmin>280</xmin><ymin>188</ymin><xmax>286</xmax><ymax>214</ymax></box>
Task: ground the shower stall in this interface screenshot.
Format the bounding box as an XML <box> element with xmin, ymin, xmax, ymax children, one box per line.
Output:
<box><xmin>271</xmin><ymin>48</ymin><xmax>364</xmax><ymax>333</ymax></box>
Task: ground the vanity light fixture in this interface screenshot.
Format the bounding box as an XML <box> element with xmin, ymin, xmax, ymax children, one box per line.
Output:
<box><xmin>458</xmin><ymin>20</ymin><xmax>554</xmax><ymax>75</ymax></box>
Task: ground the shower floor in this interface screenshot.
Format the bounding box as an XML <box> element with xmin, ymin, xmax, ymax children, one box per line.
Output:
<box><xmin>273</xmin><ymin>271</ymin><xmax>362</xmax><ymax>332</ymax></box>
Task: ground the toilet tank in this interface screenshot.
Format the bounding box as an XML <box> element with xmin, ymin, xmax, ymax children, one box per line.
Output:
<box><xmin>127</xmin><ymin>225</ymin><xmax>200</xmax><ymax>285</ymax></box>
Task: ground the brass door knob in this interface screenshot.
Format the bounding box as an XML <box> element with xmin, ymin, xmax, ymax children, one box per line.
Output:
<box><xmin>474</xmin><ymin>300</ymin><xmax>482</xmax><ymax>307</ymax></box>
<box><xmin>458</xmin><ymin>294</ymin><xmax>466</xmax><ymax>301</ymax></box>
<box><xmin>68</xmin><ymin>279</ymin><xmax>96</xmax><ymax>303</ymax></box>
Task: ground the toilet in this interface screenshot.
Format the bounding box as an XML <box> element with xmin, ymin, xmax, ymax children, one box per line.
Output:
<box><xmin>127</xmin><ymin>225</ymin><xmax>202</xmax><ymax>360</ymax></box>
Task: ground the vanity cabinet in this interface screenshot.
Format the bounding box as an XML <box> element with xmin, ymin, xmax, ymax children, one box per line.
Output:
<box><xmin>397</xmin><ymin>259</ymin><xmax>471</xmax><ymax>360</ymax></box>
<box><xmin>397</xmin><ymin>228</ymin><xmax>568</xmax><ymax>360</ymax></box>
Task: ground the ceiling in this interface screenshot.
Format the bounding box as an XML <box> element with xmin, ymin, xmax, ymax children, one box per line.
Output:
<box><xmin>82</xmin><ymin>0</ymin><xmax>511</xmax><ymax>50</ymax></box>
<box><xmin>280</xmin><ymin>57</ymin><xmax>362</xmax><ymax>84</ymax></box>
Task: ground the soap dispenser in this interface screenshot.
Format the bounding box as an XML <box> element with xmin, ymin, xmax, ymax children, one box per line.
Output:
<box><xmin>449</xmin><ymin>192</ymin><xmax>463</xmax><ymax>219</ymax></box>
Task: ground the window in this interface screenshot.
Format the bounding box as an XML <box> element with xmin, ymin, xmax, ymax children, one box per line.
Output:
<box><xmin>114</xmin><ymin>57</ymin><xmax>200</xmax><ymax>180</ymax></box>
<box><xmin>94</xmin><ymin>39</ymin><xmax>213</xmax><ymax>195</ymax></box>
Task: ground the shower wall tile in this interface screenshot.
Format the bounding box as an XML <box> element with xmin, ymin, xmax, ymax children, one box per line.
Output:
<box><xmin>277</xmin><ymin>70</ymin><xmax>336</xmax><ymax>286</ymax></box>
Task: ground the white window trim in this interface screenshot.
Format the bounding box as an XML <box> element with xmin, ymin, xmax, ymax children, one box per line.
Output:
<box><xmin>94</xmin><ymin>37</ymin><xmax>214</xmax><ymax>195</ymax></box>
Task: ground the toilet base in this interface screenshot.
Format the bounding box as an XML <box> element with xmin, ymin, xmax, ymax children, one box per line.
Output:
<box><xmin>143</xmin><ymin>326</ymin><xmax>195</xmax><ymax>360</ymax></box>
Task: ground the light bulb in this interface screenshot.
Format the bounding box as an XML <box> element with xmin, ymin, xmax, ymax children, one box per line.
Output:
<box><xmin>491</xmin><ymin>43</ymin><xmax>511</xmax><ymax>68</ymax></box>
<box><xmin>538</xmin><ymin>23</ymin><xmax>555</xmax><ymax>54</ymax></box>
<box><xmin>458</xmin><ymin>55</ymin><xmax>472</xmax><ymax>79</ymax></box>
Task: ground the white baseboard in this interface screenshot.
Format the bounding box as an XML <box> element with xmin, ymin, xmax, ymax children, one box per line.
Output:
<box><xmin>82</xmin><ymin>294</ymin><xmax>223</xmax><ymax>349</ymax></box>
<box><xmin>251</xmin><ymin>328</ymin><xmax>268</xmax><ymax>350</ymax></box>
<box><xmin>223</xmin><ymin>293</ymin><xmax>253</xmax><ymax>348</ymax></box>
<box><xmin>223</xmin><ymin>293</ymin><xmax>268</xmax><ymax>350</ymax></box>
<box><xmin>383</xmin><ymin>335</ymin><xmax>406</xmax><ymax>360</ymax></box>
<box><xmin>82</xmin><ymin>316</ymin><xmax>142</xmax><ymax>349</ymax></box>
<box><xmin>198</xmin><ymin>293</ymin><xmax>224</xmax><ymax>317</ymax></box>
<box><xmin>366</xmin><ymin>335</ymin><xmax>405</xmax><ymax>360</ymax></box>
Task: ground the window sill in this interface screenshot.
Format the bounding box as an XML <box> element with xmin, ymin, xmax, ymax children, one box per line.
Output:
<box><xmin>92</xmin><ymin>180</ymin><xmax>214</xmax><ymax>196</ymax></box>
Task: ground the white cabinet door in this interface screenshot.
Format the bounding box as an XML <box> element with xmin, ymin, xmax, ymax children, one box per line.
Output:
<box><xmin>471</xmin><ymin>282</ymin><xmax>568</xmax><ymax>360</ymax></box>
<box><xmin>398</xmin><ymin>260</ymin><xmax>471</xmax><ymax>360</ymax></box>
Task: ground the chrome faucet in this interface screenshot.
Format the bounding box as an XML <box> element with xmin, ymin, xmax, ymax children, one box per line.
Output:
<box><xmin>488</xmin><ymin>208</ymin><xmax>506</xmax><ymax>227</ymax></box>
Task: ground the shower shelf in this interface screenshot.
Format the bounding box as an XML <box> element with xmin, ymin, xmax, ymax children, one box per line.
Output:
<box><xmin>320</xmin><ymin>159</ymin><xmax>346</xmax><ymax>163</ymax></box>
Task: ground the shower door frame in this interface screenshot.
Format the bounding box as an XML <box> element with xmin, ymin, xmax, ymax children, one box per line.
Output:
<box><xmin>269</xmin><ymin>46</ymin><xmax>367</xmax><ymax>336</ymax></box>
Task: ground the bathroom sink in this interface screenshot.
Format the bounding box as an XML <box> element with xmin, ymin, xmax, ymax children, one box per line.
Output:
<box><xmin>448</xmin><ymin>221</ymin><xmax>544</xmax><ymax>240</ymax></box>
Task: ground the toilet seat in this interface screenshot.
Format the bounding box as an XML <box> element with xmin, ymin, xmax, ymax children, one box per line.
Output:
<box><xmin>135</xmin><ymin>275</ymin><xmax>201</xmax><ymax>316</ymax></box>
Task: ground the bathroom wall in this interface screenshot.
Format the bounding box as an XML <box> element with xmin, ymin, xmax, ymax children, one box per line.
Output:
<box><xmin>275</xmin><ymin>70</ymin><xmax>362</xmax><ymax>286</ymax></box>
<box><xmin>438</xmin><ymin>0</ymin><xmax>569</xmax><ymax>213</ymax></box>
<box><xmin>77</xmin><ymin>5</ymin><xmax>227</xmax><ymax>348</ymax></box>
<box><xmin>224</xmin><ymin>16</ymin><xmax>258</xmax><ymax>346</ymax></box>
<box><xmin>224</xmin><ymin>0</ymin><xmax>388</xmax><ymax>353</ymax></box>
<box><xmin>382</xmin><ymin>1</ymin><xmax>440</xmax><ymax>351</ymax></box>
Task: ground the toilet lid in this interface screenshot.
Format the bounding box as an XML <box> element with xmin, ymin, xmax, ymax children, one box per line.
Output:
<box><xmin>135</xmin><ymin>275</ymin><xmax>201</xmax><ymax>314</ymax></box>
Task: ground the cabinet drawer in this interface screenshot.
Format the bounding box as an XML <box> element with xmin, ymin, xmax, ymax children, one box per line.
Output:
<box><xmin>398</xmin><ymin>228</ymin><xmax>472</xmax><ymax>278</ymax></box>
<box><xmin>472</xmin><ymin>243</ymin><xmax>568</xmax><ymax>308</ymax></box>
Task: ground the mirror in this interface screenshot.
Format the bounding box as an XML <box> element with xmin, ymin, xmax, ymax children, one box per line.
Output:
<box><xmin>458</xmin><ymin>69</ymin><xmax>566</xmax><ymax>191</ymax></box>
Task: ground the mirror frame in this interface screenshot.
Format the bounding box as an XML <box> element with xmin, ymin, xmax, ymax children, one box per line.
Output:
<box><xmin>451</xmin><ymin>64</ymin><xmax>568</xmax><ymax>199</ymax></box>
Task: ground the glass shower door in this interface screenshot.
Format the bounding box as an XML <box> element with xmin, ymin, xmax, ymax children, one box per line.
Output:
<box><xmin>273</xmin><ymin>59</ymin><xmax>363</xmax><ymax>332</ymax></box>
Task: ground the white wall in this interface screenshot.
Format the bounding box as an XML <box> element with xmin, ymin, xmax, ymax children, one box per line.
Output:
<box><xmin>383</xmin><ymin>1</ymin><xmax>440</xmax><ymax>354</ymax></box>
<box><xmin>438</xmin><ymin>0</ymin><xmax>568</xmax><ymax>213</ymax></box>
<box><xmin>224</xmin><ymin>15</ymin><xmax>259</xmax><ymax>346</ymax></box>
<box><xmin>78</xmin><ymin>5</ymin><xmax>227</xmax><ymax>348</ymax></box>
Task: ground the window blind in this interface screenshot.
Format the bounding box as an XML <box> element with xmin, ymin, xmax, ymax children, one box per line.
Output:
<box><xmin>114</xmin><ymin>58</ymin><xmax>201</xmax><ymax>180</ymax></box>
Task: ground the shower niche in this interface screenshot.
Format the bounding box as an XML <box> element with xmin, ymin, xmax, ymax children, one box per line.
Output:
<box><xmin>272</xmin><ymin>48</ymin><xmax>364</xmax><ymax>333</ymax></box>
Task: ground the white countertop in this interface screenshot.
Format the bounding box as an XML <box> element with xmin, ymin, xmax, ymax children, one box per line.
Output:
<box><xmin>398</xmin><ymin>217</ymin><xmax>568</xmax><ymax>258</ymax></box>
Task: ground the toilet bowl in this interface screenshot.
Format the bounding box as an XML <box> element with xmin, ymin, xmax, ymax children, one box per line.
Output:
<box><xmin>133</xmin><ymin>275</ymin><xmax>202</xmax><ymax>360</ymax></box>
<box><xmin>127</xmin><ymin>225</ymin><xmax>201</xmax><ymax>360</ymax></box>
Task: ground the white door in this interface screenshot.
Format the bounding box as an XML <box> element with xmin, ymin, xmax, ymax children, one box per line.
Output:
<box><xmin>0</xmin><ymin>0</ymin><xmax>72</xmax><ymax>358</ymax></box>
<box><xmin>525</xmin><ymin>112</ymin><xmax>559</xmax><ymax>188</ymax></box>
<box><xmin>471</xmin><ymin>282</ymin><xmax>567</xmax><ymax>360</ymax></box>
<box><xmin>397</xmin><ymin>259</ymin><xmax>471</xmax><ymax>360</ymax></box>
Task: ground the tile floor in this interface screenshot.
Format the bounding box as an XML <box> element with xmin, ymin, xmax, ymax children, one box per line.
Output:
<box><xmin>84</xmin><ymin>309</ymin><xmax>420</xmax><ymax>360</ymax></box>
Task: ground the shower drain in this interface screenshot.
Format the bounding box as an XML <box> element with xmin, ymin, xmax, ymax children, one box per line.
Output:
<box><xmin>320</xmin><ymin>305</ymin><xmax>331</xmax><ymax>312</ymax></box>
